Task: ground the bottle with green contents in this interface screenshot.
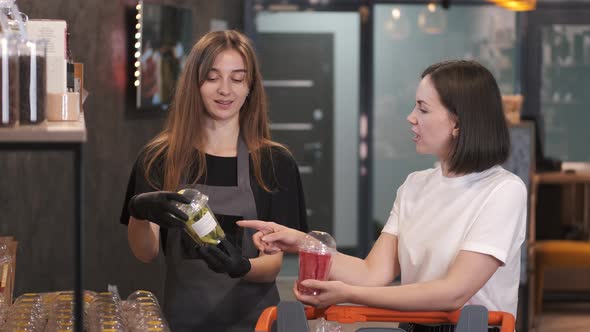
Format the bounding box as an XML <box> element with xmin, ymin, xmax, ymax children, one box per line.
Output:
<box><xmin>176</xmin><ymin>189</ymin><xmax>225</xmax><ymax>246</ymax></box>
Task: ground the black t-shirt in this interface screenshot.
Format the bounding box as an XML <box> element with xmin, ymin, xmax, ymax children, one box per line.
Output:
<box><xmin>120</xmin><ymin>147</ymin><xmax>308</xmax><ymax>253</ymax></box>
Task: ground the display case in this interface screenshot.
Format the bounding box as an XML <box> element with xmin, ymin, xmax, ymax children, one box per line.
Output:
<box><xmin>0</xmin><ymin>115</ymin><xmax>86</xmax><ymax>330</ymax></box>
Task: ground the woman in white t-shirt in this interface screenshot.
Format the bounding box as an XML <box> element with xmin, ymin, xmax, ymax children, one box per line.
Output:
<box><xmin>238</xmin><ymin>60</ymin><xmax>527</xmax><ymax>328</ymax></box>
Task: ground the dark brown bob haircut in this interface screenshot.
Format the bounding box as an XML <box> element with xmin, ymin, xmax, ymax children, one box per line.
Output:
<box><xmin>422</xmin><ymin>60</ymin><xmax>510</xmax><ymax>174</ymax></box>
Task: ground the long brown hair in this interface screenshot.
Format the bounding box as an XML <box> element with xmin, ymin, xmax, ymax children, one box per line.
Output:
<box><xmin>142</xmin><ymin>30</ymin><xmax>286</xmax><ymax>191</ymax></box>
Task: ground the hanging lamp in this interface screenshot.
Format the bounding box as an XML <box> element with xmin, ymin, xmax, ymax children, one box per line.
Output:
<box><xmin>489</xmin><ymin>0</ymin><xmax>536</xmax><ymax>11</ymax></box>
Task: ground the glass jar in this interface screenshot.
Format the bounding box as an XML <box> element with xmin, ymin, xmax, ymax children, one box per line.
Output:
<box><xmin>18</xmin><ymin>38</ymin><xmax>46</xmax><ymax>124</ymax></box>
<box><xmin>0</xmin><ymin>34</ymin><xmax>19</xmax><ymax>127</ymax></box>
<box><xmin>0</xmin><ymin>0</ymin><xmax>27</xmax><ymax>34</ymax></box>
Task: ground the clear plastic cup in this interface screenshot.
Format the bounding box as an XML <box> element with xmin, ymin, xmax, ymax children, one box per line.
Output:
<box><xmin>127</xmin><ymin>290</ymin><xmax>159</xmax><ymax>305</ymax></box>
<box><xmin>175</xmin><ymin>188</ymin><xmax>225</xmax><ymax>246</ymax></box>
<box><xmin>124</xmin><ymin>290</ymin><xmax>170</xmax><ymax>332</ymax></box>
<box><xmin>297</xmin><ymin>231</ymin><xmax>337</xmax><ymax>296</ymax></box>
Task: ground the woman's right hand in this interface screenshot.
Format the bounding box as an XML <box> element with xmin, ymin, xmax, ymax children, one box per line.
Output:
<box><xmin>128</xmin><ymin>191</ymin><xmax>190</xmax><ymax>228</ymax></box>
<box><xmin>237</xmin><ymin>220</ymin><xmax>306</xmax><ymax>255</ymax></box>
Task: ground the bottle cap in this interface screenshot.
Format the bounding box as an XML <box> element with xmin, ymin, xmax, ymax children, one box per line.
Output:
<box><xmin>176</xmin><ymin>188</ymin><xmax>208</xmax><ymax>212</ymax></box>
<box><xmin>298</xmin><ymin>231</ymin><xmax>336</xmax><ymax>255</ymax></box>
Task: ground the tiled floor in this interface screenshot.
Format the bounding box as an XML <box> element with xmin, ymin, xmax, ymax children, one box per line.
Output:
<box><xmin>531</xmin><ymin>302</ymin><xmax>590</xmax><ymax>332</ymax></box>
<box><xmin>276</xmin><ymin>277</ymin><xmax>590</xmax><ymax>332</ymax></box>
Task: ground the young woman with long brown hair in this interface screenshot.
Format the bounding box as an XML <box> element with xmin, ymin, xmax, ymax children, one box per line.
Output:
<box><xmin>120</xmin><ymin>30</ymin><xmax>308</xmax><ymax>331</ymax></box>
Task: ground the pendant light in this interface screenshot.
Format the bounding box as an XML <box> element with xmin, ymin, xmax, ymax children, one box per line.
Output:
<box><xmin>489</xmin><ymin>0</ymin><xmax>536</xmax><ymax>11</ymax></box>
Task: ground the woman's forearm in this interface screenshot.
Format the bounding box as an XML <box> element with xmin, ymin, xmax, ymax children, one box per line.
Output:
<box><xmin>330</xmin><ymin>253</ymin><xmax>383</xmax><ymax>286</ymax></box>
<box><xmin>348</xmin><ymin>279</ymin><xmax>465</xmax><ymax>312</ymax></box>
<box><xmin>244</xmin><ymin>252</ymin><xmax>283</xmax><ymax>283</ymax></box>
<box><xmin>127</xmin><ymin>217</ymin><xmax>160</xmax><ymax>263</ymax></box>
<box><xmin>346</xmin><ymin>250</ymin><xmax>501</xmax><ymax>312</ymax></box>
<box><xmin>330</xmin><ymin>233</ymin><xmax>399</xmax><ymax>286</ymax></box>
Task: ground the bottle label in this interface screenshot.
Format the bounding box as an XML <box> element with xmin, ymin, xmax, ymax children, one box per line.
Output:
<box><xmin>191</xmin><ymin>211</ymin><xmax>217</xmax><ymax>238</ymax></box>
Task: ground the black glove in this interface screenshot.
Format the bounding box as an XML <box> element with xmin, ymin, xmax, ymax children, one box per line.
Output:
<box><xmin>181</xmin><ymin>231</ymin><xmax>204</xmax><ymax>259</ymax></box>
<box><xmin>198</xmin><ymin>238</ymin><xmax>251</xmax><ymax>278</ymax></box>
<box><xmin>128</xmin><ymin>191</ymin><xmax>191</xmax><ymax>228</ymax></box>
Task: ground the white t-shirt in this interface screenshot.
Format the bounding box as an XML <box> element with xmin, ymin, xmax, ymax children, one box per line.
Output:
<box><xmin>382</xmin><ymin>165</ymin><xmax>527</xmax><ymax>317</ymax></box>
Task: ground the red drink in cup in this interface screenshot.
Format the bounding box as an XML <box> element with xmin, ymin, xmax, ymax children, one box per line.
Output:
<box><xmin>297</xmin><ymin>250</ymin><xmax>332</xmax><ymax>295</ymax></box>
<box><xmin>297</xmin><ymin>231</ymin><xmax>336</xmax><ymax>296</ymax></box>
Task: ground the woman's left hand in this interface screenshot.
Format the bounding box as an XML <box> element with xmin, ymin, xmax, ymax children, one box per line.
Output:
<box><xmin>198</xmin><ymin>239</ymin><xmax>251</xmax><ymax>278</ymax></box>
<box><xmin>293</xmin><ymin>280</ymin><xmax>352</xmax><ymax>309</ymax></box>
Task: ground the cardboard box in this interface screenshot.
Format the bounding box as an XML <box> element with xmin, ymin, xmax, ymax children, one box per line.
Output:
<box><xmin>26</xmin><ymin>20</ymin><xmax>68</xmax><ymax>94</ymax></box>
<box><xmin>74</xmin><ymin>62</ymin><xmax>84</xmax><ymax>112</ymax></box>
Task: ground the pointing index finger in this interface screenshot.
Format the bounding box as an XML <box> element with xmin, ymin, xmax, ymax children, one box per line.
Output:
<box><xmin>237</xmin><ymin>220</ymin><xmax>273</xmax><ymax>233</ymax></box>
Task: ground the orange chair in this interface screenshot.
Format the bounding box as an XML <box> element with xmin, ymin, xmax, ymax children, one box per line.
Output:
<box><xmin>255</xmin><ymin>303</ymin><xmax>515</xmax><ymax>332</ymax></box>
<box><xmin>534</xmin><ymin>240</ymin><xmax>590</xmax><ymax>314</ymax></box>
<box><xmin>528</xmin><ymin>170</ymin><xmax>590</xmax><ymax>318</ymax></box>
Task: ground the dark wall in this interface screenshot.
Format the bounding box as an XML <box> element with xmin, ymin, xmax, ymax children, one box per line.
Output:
<box><xmin>0</xmin><ymin>0</ymin><xmax>242</xmax><ymax>300</ymax></box>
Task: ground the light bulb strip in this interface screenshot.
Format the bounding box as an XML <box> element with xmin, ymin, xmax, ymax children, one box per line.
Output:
<box><xmin>135</xmin><ymin>1</ymin><xmax>143</xmax><ymax>105</ymax></box>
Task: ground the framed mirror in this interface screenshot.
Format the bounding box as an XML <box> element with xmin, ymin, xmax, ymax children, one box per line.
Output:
<box><xmin>127</xmin><ymin>0</ymin><xmax>192</xmax><ymax>112</ymax></box>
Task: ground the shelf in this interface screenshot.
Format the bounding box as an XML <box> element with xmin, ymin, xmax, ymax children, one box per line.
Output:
<box><xmin>0</xmin><ymin>114</ymin><xmax>87</xmax><ymax>143</ymax></box>
<box><xmin>541</xmin><ymin>102</ymin><xmax>584</xmax><ymax>106</ymax></box>
<box><xmin>542</xmin><ymin>63</ymin><xmax>590</xmax><ymax>69</ymax></box>
<box><xmin>534</xmin><ymin>170</ymin><xmax>590</xmax><ymax>184</ymax></box>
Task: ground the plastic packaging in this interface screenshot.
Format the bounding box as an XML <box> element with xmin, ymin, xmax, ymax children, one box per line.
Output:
<box><xmin>0</xmin><ymin>0</ymin><xmax>27</xmax><ymax>34</ymax></box>
<box><xmin>0</xmin><ymin>238</ymin><xmax>16</xmax><ymax>306</ymax></box>
<box><xmin>313</xmin><ymin>317</ymin><xmax>342</xmax><ymax>332</ymax></box>
<box><xmin>0</xmin><ymin>2</ymin><xmax>47</xmax><ymax>127</ymax></box>
<box><xmin>123</xmin><ymin>290</ymin><xmax>170</xmax><ymax>332</ymax></box>
<box><xmin>44</xmin><ymin>291</ymin><xmax>75</xmax><ymax>332</ymax></box>
<box><xmin>0</xmin><ymin>244</ymin><xmax>12</xmax><ymax>303</ymax></box>
<box><xmin>87</xmin><ymin>291</ymin><xmax>127</xmax><ymax>332</ymax></box>
<box><xmin>0</xmin><ymin>244</ymin><xmax>9</xmax><ymax>325</ymax></box>
<box><xmin>0</xmin><ymin>296</ymin><xmax>5</xmax><ymax>328</ymax></box>
<box><xmin>0</xmin><ymin>34</ymin><xmax>19</xmax><ymax>127</ymax></box>
<box><xmin>297</xmin><ymin>231</ymin><xmax>337</xmax><ymax>296</ymax></box>
<box><xmin>175</xmin><ymin>188</ymin><xmax>225</xmax><ymax>246</ymax></box>
<box><xmin>1</xmin><ymin>293</ymin><xmax>44</xmax><ymax>332</ymax></box>
<box><xmin>18</xmin><ymin>39</ymin><xmax>46</xmax><ymax>124</ymax></box>
<box><xmin>46</xmin><ymin>92</ymin><xmax>80</xmax><ymax>121</ymax></box>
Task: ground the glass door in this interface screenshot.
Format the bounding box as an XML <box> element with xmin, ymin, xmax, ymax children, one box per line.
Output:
<box><xmin>372</xmin><ymin>3</ymin><xmax>517</xmax><ymax>234</ymax></box>
<box><xmin>246</xmin><ymin>4</ymin><xmax>362</xmax><ymax>274</ymax></box>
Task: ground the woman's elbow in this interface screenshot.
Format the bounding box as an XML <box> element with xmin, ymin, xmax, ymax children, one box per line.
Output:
<box><xmin>250</xmin><ymin>251</ymin><xmax>283</xmax><ymax>279</ymax></box>
<box><xmin>261</xmin><ymin>270</ymin><xmax>281</xmax><ymax>283</ymax></box>
<box><xmin>446</xmin><ymin>290</ymin><xmax>473</xmax><ymax>311</ymax></box>
<box><xmin>131</xmin><ymin>246</ymin><xmax>159</xmax><ymax>263</ymax></box>
<box><xmin>127</xmin><ymin>221</ymin><xmax>159</xmax><ymax>263</ymax></box>
<box><xmin>265</xmin><ymin>260</ymin><xmax>283</xmax><ymax>282</ymax></box>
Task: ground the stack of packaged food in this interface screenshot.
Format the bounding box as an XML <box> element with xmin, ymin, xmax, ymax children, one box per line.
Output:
<box><xmin>0</xmin><ymin>289</ymin><xmax>170</xmax><ymax>331</ymax></box>
<box><xmin>0</xmin><ymin>241</ymin><xmax>16</xmax><ymax>306</ymax></box>
<box><xmin>0</xmin><ymin>293</ymin><xmax>44</xmax><ymax>331</ymax></box>
<box><xmin>121</xmin><ymin>290</ymin><xmax>170</xmax><ymax>332</ymax></box>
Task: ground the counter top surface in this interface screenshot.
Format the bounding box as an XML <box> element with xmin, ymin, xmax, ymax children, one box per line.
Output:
<box><xmin>534</xmin><ymin>170</ymin><xmax>590</xmax><ymax>184</ymax></box>
<box><xmin>0</xmin><ymin>115</ymin><xmax>87</xmax><ymax>143</ymax></box>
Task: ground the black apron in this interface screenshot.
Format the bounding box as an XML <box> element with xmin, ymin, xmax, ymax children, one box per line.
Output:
<box><xmin>163</xmin><ymin>137</ymin><xmax>280</xmax><ymax>331</ymax></box>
